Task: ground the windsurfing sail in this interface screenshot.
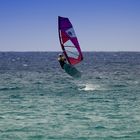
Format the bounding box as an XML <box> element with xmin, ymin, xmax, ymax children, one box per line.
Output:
<box><xmin>58</xmin><ymin>16</ymin><xmax>83</xmax><ymax>65</ymax></box>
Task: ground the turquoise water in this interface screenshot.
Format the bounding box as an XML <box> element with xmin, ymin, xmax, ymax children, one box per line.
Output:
<box><xmin>0</xmin><ymin>52</ymin><xmax>140</xmax><ymax>139</ymax></box>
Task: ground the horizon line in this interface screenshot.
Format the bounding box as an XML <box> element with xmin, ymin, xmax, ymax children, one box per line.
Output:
<box><xmin>0</xmin><ymin>51</ymin><xmax>140</xmax><ymax>53</ymax></box>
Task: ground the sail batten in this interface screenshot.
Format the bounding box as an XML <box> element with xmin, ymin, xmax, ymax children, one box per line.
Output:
<box><xmin>58</xmin><ymin>16</ymin><xmax>83</xmax><ymax>65</ymax></box>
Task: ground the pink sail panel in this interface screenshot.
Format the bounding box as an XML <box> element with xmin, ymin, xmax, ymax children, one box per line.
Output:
<box><xmin>58</xmin><ymin>16</ymin><xmax>83</xmax><ymax>65</ymax></box>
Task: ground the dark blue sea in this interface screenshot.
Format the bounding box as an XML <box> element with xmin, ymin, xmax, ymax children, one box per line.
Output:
<box><xmin>0</xmin><ymin>52</ymin><xmax>140</xmax><ymax>140</ymax></box>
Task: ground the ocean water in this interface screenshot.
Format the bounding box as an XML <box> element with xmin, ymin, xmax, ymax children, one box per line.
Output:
<box><xmin>0</xmin><ymin>52</ymin><xmax>140</xmax><ymax>140</ymax></box>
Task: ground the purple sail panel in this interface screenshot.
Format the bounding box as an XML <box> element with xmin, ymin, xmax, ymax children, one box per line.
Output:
<box><xmin>58</xmin><ymin>16</ymin><xmax>83</xmax><ymax>65</ymax></box>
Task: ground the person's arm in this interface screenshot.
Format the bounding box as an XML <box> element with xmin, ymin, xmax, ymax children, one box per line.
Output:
<box><xmin>62</xmin><ymin>56</ymin><xmax>66</xmax><ymax>61</ymax></box>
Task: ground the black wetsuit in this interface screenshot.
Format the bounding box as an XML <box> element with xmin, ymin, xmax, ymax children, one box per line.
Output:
<box><xmin>58</xmin><ymin>59</ymin><xmax>66</xmax><ymax>69</ymax></box>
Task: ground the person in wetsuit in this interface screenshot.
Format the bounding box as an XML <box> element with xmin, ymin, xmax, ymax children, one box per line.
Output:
<box><xmin>58</xmin><ymin>54</ymin><xmax>66</xmax><ymax>69</ymax></box>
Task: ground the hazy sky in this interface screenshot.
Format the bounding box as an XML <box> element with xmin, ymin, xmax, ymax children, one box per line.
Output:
<box><xmin>0</xmin><ymin>0</ymin><xmax>140</xmax><ymax>51</ymax></box>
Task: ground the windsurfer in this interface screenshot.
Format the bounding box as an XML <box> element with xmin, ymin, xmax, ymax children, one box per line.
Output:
<box><xmin>58</xmin><ymin>54</ymin><xmax>66</xmax><ymax>69</ymax></box>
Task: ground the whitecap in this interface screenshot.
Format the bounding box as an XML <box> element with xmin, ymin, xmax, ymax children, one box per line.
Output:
<box><xmin>84</xmin><ymin>84</ymin><xmax>100</xmax><ymax>91</ymax></box>
<box><xmin>77</xmin><ymin>83</ymin><xmax>101</xmax><ymax>91</ymax></box>
<box><xmin>23</xmin><ymin>64</ymin><xmax>28</xmax><ymax>67</ymax></box>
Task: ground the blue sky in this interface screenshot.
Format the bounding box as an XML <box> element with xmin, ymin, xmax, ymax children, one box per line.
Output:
<box><xmin>0</xmin><ymin>0</ymin><xmax>140</xmax><ymax>51</ymax></box>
